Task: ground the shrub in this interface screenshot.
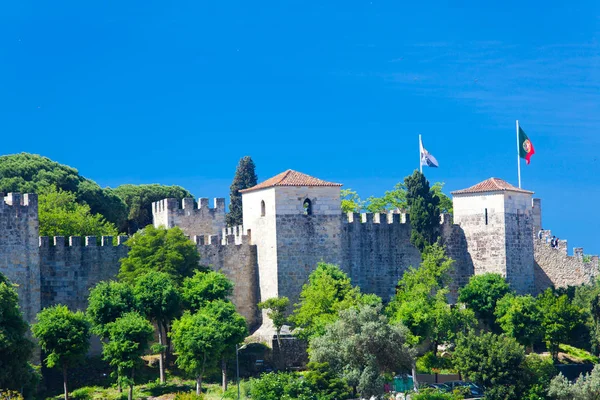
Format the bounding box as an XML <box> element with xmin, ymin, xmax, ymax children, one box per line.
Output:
<box><xmin>174</xmin><ymin>392</ymin><xmax>204</xmax><ymax>400</ymax></box>
<box><xmin>416</xmin><ymin>352</ymin><xmax>454</xmax><ymax>373</ymax></box>
<box><xmin>412</xmin><ymin>389</ymin><xmax>463</xmax><ymax>400</ymax></box>
<box><xmin>249</xmin><ymin>372</ymin><xmax>315</xmax><ymax>400</ymax></box>
<box><xmin>70</xmin><ymin>387</ymin><xmax>95</xmax><ymax>400</ymax></box>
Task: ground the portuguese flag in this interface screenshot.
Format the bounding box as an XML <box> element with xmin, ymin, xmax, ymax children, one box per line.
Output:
<box><xmin>518</xmin><ymin>126</ymin><xmax>535</xmax><ymax>164</ymax></box>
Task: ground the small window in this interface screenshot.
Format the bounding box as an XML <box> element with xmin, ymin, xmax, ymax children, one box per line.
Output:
<box><xmin>261</xmin><ymin>200</ymin><xmax>266</xmax><ymax>217</ymax></box>
<box><xmin>485</xmin><ymin>208</ymin><xmax>488</xmax><ymax>225</ymax></box>
<box><xmin>303</xmin><ymin>198</ymin><xmax>312</xmax><ymax>215</ymax></box>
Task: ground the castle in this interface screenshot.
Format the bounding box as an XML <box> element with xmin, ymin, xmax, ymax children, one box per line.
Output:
<box><xmin>0</xmin><ymin>170</ymin><xmax>597</xmax><ymax>332</ymax></box>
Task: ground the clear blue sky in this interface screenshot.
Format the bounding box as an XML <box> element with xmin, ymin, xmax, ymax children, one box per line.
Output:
<box><xmin>1</xmin><ymin>2</ymin><xmax>599</xmax><ymax>253</ymax></box>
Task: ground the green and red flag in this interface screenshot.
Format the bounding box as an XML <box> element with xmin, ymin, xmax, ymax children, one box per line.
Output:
<box><xmin>518</xmin><ymin>126</ymin><xmax>535</xmax><ymax>164</ymax></box>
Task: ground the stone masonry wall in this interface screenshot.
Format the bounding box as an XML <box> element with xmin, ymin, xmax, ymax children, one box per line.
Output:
<box><xmin>194</xmin><ymin>230</ymin><xmax>260</xmax><ymax>330</ymax></box>
<box><xmin>39</xmin><ymin>236</ymin><xmax>129</xmax><ymax>311</ymax></box>
<box><xmin>152</xmin><ymin>197</ymin><xmax>226</xmax><ymax>238</ymax></box>
<box><xmin>505</xmin><ymin>210</ymin><xmax>535</xmax><ymax>294</ymax></box>
<box><xmin>0</xmin><ymin>193</ymin><xmax>40</xmax><ymax>324</ymax></box>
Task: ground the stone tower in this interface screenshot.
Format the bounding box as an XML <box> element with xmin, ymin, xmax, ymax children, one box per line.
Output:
<box><xmin>240</xmin><ymin>170</ymin><xmax>343</xmax><ymax>304</ymax></box>
<box><xmin>452</xmin><ymin>178</ymin><xmax>535</xmax><ymax>294</ymax></box>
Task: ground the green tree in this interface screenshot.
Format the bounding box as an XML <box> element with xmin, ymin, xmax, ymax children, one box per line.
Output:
<box><xmin>340</xmin><ymin>189</ymin><xmax>364</xmax><ymax>213</ymax></box>
<box><xmin>304</xmin><ymin>362</ymin><xmax>352</xmax><ymax>400</ymax></box>
<box><xmin>181</xmin><ymin>270</ymin><xmax>234</xmax><ymax>312</ymax></box>
<box><xmin>0</xmin><ymin>153</ymin><xmax>128</xmax><ymax>228</ymax></box>
<box><xmin>87</xmin><ymin>280</ymin><xmax>137</xmax><ymax>339</ymax></box>
<box><xmin>249</xmin><ymin>372</ymin><xmax>315</xmax><ymax>400</ymax></box>
<box><xmin>538</xmin><ymin>289</ymin><xmax>584</xmax><ymax>361</ymax></box>
<box><xmin>226</xmin><ymin>156</ymin><xmax>257</xmax><ymax>227</ymax></box>
<box><xmin>289</xmin><ymin>262</ymin><xmax>380</xmax><ymax>340</ymax></box>
<box><xmin>548</xmin><ymin>365</ymin><xmax>600</xmax><ymax>400</ymax></box>
<box><xmin>309</xmin><ymin>304</ymin><xmax>414</xmax><ymax>398</ymax></box>
<box><xmin>365</xmin><ymin>182</ymin><xmax>408</xmax><ymax>213</ymax></box>
<box><xmin>458</xmin><ymin>273</ymin><xmax>512</xmax><ymax>330</ymax></box>
<box><xmin>0</xmin><ymin>273</ymin><xmax>38</xmax><ymax>396</ymax></box>
<box><xmin>521</xmin><ymin>354</ymin><xmax>557</xmax><ymax>400</ymax></box>
<box><xmin>119</xmin><ymin>225</ymin><xmax>202</xmax><ymax>285</ymax></box>
<box><xmin>431</xmin><ymin>182</ymin><xmax>453</xmax><ymax>215</ymax></box>
<box><xmin>112</xmin><ymin>184</ymin><xmax>193</xmax><ymax>234</ymax></box>
<box><xmin>134</xmin><ymin>271</ymin><xmax>181</xmax><ymax>383</ymax></box>
<box><xmin>38</xmin><ymin>187</ymin><xmax>119</xmax><ymax>237</ymax></box>
<box><xmin>405</xmin><ymin>171</ymin><xmax>441</xmax><ymax>251</ymax></box>
<box><xmin>102</xmin><ymin>312</ymin><xmax>154</xmax><ymax>400</ymax></box>
<box><xmin>494</xmin><ymin>294</ymin><xmax>543</xmax><ymax>351</ymax></box>
<box><xmin>32</xmin><ymin>305</ymin><xmax>90</xmax><ymax>400</ymax></box>
<box><xmin>453</xmin><ymin>331</ymin><xmax>525</xmax><ymax>400</ymax></box>
<box><xmin>258</xmin><ymin>297</ymin><xmax>289</xmax><ymax>351</ymax></box>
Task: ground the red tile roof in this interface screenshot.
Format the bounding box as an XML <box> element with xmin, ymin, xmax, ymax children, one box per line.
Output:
<box><xmin>240</xmin><ymin>170</ymin><xmax>342</xmax><ymax>193</ymax></box>
<box><xmin>452</xmin><ymin>178</ymin><xmax>534</xmax><ymax>195</ymax></box>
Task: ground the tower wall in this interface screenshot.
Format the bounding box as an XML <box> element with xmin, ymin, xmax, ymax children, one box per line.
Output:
<box><xmin>504</xmin><ymin>193</ymin><xmax>534</xmax><ymax>293</ymax></box>
<box><xmin>152</xmin><ymin>197</ymin><xmax>225</xmax><ymax>238</ymax></box>
<box><xmin>0</xmin><ymin>193</ymin><xmax>40</xmax><ymax>324</ymax></box>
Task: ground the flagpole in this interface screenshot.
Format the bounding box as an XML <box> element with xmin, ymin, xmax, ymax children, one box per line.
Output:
<box><xmin>419</xmin><ymin>134</ymin><xmax>423</xmax><ymax>173</ymax></box>
<box><xmin>516</xmin><ymin>120</ymin><xmax>521</xmax><ymax>188</ymax></box>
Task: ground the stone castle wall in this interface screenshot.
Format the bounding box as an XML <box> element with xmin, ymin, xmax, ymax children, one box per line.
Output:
<box><xmin>39</xmin><ymin>236</ymin><xmax>129</xmax><ymax>312</ymax></box>
<box><xmin>152</xmin><ymin>197</ymin><xmax>226</xmax><ymax>238</ymax></box>
<box><xmin>0</xmin><ymin>193</ymin><xmax>40</xmax><ymax>324</ymax></box>
<box><xmin>193</xmin><ymin>228</ymin><xmax>260</xmax><ymax>329</ymax></box>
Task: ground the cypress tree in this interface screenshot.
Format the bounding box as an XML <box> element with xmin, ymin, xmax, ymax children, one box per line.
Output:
<box><xmin>405</xmin><ymin>170</ymin><xmax>440</xmax><ymax>252</ymax></box>
<box><xmin>226</xmin><ymin>156</ymin><xmax>257</xmax><ymax>227</ymax></box>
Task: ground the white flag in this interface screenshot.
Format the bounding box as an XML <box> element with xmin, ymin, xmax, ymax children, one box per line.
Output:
<box><xmin>420</xmin><ymin>136</ymin><xmax>439</xmax><ymax>168</ymax></box>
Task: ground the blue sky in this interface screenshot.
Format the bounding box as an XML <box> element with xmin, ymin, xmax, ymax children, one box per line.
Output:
<box><xmin>1</xmin><ymin>1</ymin><xmax>599</xmax><ymax>253</ymax></box>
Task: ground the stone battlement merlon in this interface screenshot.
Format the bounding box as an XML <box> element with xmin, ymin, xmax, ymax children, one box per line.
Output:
<box><xmin>39</xmin><ymin>235</ymin><xmax>129</xmax><ymax>248</ymax></box>
<box><xmin>0</xmin><ymin>193</ymin><xmax>38</xmax><ymax>209</ymax></box>
<box><xmin>344</xmin><ymin>212</ymin><xmax>453</xmax><ymax>226</ymax></box>
<box><xmin>152</xmin><ymin>197</ymin><xmax>226</xmax><ymax>213</ymax></box>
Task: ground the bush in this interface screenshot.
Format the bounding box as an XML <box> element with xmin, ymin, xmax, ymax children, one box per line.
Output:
<box><xmin>413</xmin><ymin>389</ymin><xmax>463</xmax><ymax>400</ymax></box>
<box><xmin>416</xmin><ymin>352</ymin><xmax>454</xmax><ymax>373</ymax></box>
<box><xmin>249</xmin><ymin>372</ymin><xmax>315</xmax><ymax>400</ymax></box>
<box><xmin>174</xmin><ymin>393</ymin><xmax>204</xmax><ymax>400</ymax></box>
<box><xmin>0</xmin><ymin>391</ymin><xmax>24</xmax><ymax>400</ymax></box>
<box><xmin>70</xmin><ymin>387</ymin><xmax>95</xmax><ymax>400</ymax></box>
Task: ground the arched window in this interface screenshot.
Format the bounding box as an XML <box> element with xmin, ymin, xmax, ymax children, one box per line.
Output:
<box><xmin>261</xmin><ymin>200</ymin><xmax>266</xmax><ymax>217</ymax></box>
<box><xmin>303</xmin><ymin>198</ymin><xmax>312</xmax><ymax>215</ymax></box>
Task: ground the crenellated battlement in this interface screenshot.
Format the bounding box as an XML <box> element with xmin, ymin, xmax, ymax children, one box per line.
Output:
<box><xmin>152</xmin><ymin>196</ymin><xmax>226</xmax><ymax>239</ymax></box>
<box><xmin>0</xmin><ymin>192</ymin><xmax>38</xmax><ymax>209</ymax></box>
<box><xmin>39</xmin><ymin>236</ymin><xmax>129</xmax><ymax>247</ymax></box>
<box><xmin>344</xmin><ymin>211</ymin><xmax>453</xmax><ymax>226</ymax></box>
<box><xmin>152</xmin><ymin>197</ymin><xmax>225</xmax><ymax>213</ymax></box>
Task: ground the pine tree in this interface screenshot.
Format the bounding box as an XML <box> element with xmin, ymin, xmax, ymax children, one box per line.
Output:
<box><xmin>226</xmin><ymin>156</ymin><xmax>257</xmax><ymax>227</ymax></box>
<box><xmin>404</xmin><ymin>170</ymin><xmax>440</xmax><ymax>252</ymax></box>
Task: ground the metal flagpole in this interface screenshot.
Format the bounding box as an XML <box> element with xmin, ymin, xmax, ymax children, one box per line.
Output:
<box><xmin>419</xmin><ymin>134</ymin><xmax>423</xmax><ymax>173</ymax></box>
<box><xmin>516</xmin><ymin>120</ymin><xmax>521</xmax><ymax>188</ymax></box>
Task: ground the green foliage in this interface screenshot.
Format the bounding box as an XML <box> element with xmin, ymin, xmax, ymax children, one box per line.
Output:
<box><xmin>0</xmin><ymin>153</ymin><xmax>128</xmax><ymax>228</ymax></box>
<box><xmin>309</xmin><ymin>304</ymin><xmax>414</xmax><ymax>398</ymax></box>
<box><xmin>119</xmin><ymin>225</ymin><xmax>202</xmax><ymax>285</ymax></box>
<box><xmin>102</xmin><ymin>312</ymin><xmax>154</xmax><ymax>391</ymax></box>
<box><xmin>0</xmin><ymin>274</ymin><xmax>37</xmax><ymax>395</ymax></box>
<box><xmin>70</xmin><ymin>387</ymin><xmax>95</xmax><ymax>400</ymax></box>
<box><xmin>87</xmin><ymin>281</ymin><xmax>137</xmax><ymax>339</ymax></box>
<box><xmin>258</xmin><ymin>297</ymin><xmax>289</xmax><ymax>334</ymax></box>
<box><xmin>537</xmin><ymin>289</ymin><xmax>585</xmax><ymax>360</ymax></box>
<box><xmin>181</xmin><ymin>271</ymin><xmax>234</xmax><ymax>312</ymax></box>
<box><xmin>387</xmin><ymin>244</ymin><xmax>475</xmax><ymax>349</ymax></box>
<box><xmin>226</xmin><ymin>156</ymin><xmax>257</xmax><ymax>227</ymax></box>
<box><xmin>495</xmin><ymin>294</ymin><xmax>543</xmax><ymax>349</ymax></box>
<box><xmin>289</xmin><ymin>263</ymin><xmax>381</xmax><ymax>340</ymax></box>
<box><xmin>558</xmin><ymin>344</ymin><xmax>599</xmax><ymax>363</ymax></box>
<box><xmin>412</xmin><ymin>389</ymin><xmax>463</xmax><ymax>400</ymax></box>
<box><xmin>249</xmin><ymin>372</ymin><xmax>315</xmax><ymax>400</ymax></box>
<box><xmin>340</xmin><ymin>189</ymin><xmax>364</xmax><ymax>213</ymax></box>
<box><xmin>431</xmin><ymin>182</ymin><xmax>453</xmax><ymax>215</ymax></box>
<box><xmin>38</xmin><ymin>186</ymin><xmax>119</xmax><ymax>237</ymax></box>
<box><xmin>32</xmin><ymin>305</ymin><xmax>90</xmax><ymax>369</ymax></box>
<box><xmin>521</xmin><ymin>353</ymin><xmax>557</xmax><ymax>398</ymax></box>
<box><xmin>416</xmin><ymin>352</ymin><xmax>454</xmax><ymax>374</ymax></box>
<box><xmin>548</xmin><ymin>365</ymin><xmax>600</xmax><ymax>400</ymax></box>
<box><xmin>112</xmin><ymin>184</ymin><xmax>192</xmax><ymax>234</ymax></box>
<box><xmin>174</xmin><ymin>393</ymin><xmax>205</xmax><ymax>400</ymax></box>
<box><xmin>405</xmin><ymin>171</ymin><xmax>440</xmax><ymax>251</ymax></box>
<box><xmin>304</xmin><ymin>362</ymin><xmax>352</xmax><ymax>400</ymax></box>
<box><xmin>365</xmin><ymin>182</ymin><xmax>408</xmax><ymax>213</ymax></box>
<box><xmin>0</xmin><ymin>391</ymin><xmax>24</xmax><ymax>400</ymax></box>
<box><xmin>134</xmin><ymin>271</ymin><xmax>181</xmax><ymax>326</ymax></box>
<box><xmin>458</xmin><ymin>273</ymin><xmax>512</xmax><ymax>330</ymax></box>
<box><xmin>453</xmin><ymin>331</ymin><xmax>525</xmax><ymax>400</ymax></box>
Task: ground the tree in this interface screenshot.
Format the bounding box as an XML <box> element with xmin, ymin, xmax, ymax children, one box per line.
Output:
<box><xmin>249</xmin><ymin>372</ymin><xmax>316</xmax><ymax>400</ymax></box>
<box><xmin>226</xmin><ymin>156</ymin><xmax>257</xmax><ymax>227</ymax></box>
<box><xmin>289</xmin><ymin>263</ymin><xmax>380</xmax><ymax>340</ymax></box>
<box><xmin>0</xmin><ymin>153</ymin><xmax>128</xmax><ymax>228</ymax></box>
<box><xmin>340</xmin><ymin>189</ymin><xmax>364</xmax><ymax>213</ymax></box>
<box><xmin>494</xmin><ymin>294</ymin><xmax>543</xmax><ymax>351</ymax></box>
<box><xmin>181</xmin><ymin>270</ymin><xmax>234</xmax><ymax>312</ymax></box>
<box><xmin>102</xmin><ymin>312</ymin><xmax>154</xmax><ymax>400</ymax></box>
<box><xmin>453</xmin><ymin>331</ymin><xmax>525</xmax><ymax>400</ymax></box>
<box><xmin>538</xmin><ymin>289</ymin><xmax>584</xmax><ymax>361</ymax></box>
<box><xmin>458</xmin><ymin>273</ymin><xmax>512</xmax><ymax>330</ymax></box>
<box><xmin>38</xmin><ymin>187</ymin><xmax>119</xmax><ymax>237</ymax></box>
<box><xmin>134</xmin><ymin>271</ymin><xmax>181</xmax><ymax>383</ymax></box>
<box><xmin>32</xmin><ymin>305</ymin><xmax>90</xmax><ymax>400</ymax></box>
<box><xmin>548</xmin><ymin>365</ymin><xmax>600</xmax><ymax>400</ymax></box>
<box><xmin>309</xmin><ymin>304</ymin><xmax>414</xmax><ymax>398</ymax></box>
<box><xmin>258</xmin><ymin>297</ymin><xmax>290</xmax><ymax>351</ymax></box>
<box><xmin>0</xmin><ymin>273</ymin><xmax>38</xmax><ymax>396</ymax></box>
<box><xmin>405</xmin><ymin>171</ymin><xmax>441</xmax><ymax>251</ymax></box>
<box><xmin>119</xmin><ymin>225</ymin><xmax>202</xmax><ymax>285</ymax></box>
<box><xmin>87</xmin><ymin>280</ymin><xmax>138</xmax><ymax>339</ymax></box>
<box><xmin>112</xmin><ymin>184</ymin><xmax>192</xmax><ymax>234</ymax></box>
<box><xmin>171</xmin><ymin>301</ymin><xmax>244</xmax><ymax>395</ymax></box>
<box><xmin>365</xmin><ymin>182</ymin><xmax>408</xmax><ymax>213</ymax></box>
<box><xmin>431</xmin><ymin>182</ymin><xmax>453</xmax><ymax>215</ymax></box>
<box><xmin>304</xmin><ymin>362</ymin><xmax>352</xmax><ymax>400</ymax></box>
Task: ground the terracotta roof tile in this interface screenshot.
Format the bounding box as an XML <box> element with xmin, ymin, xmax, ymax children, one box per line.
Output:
<box><xmin>452</xmin><ymin>177</ymin><xmax>534</xmax><ymax>195</ymax></box>
<box><xmin>240</xmin><ymin>170</ymin><xmax>342</xmax><ymax>193</ymax></box>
